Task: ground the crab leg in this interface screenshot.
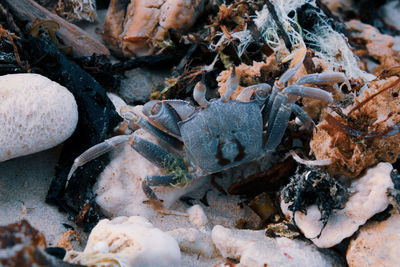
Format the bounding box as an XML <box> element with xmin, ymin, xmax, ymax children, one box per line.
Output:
<box><xmin>66</xmin><ymin>134</ymin><xmax>183</xmax><ymax>184</ymax></box>
<box><xmin>290</xmin><ymin>103</ymin><xmax>315</xmax><ymax>131</ymax></box>
<box><xmin>296</xmin><ymin>72</ymin><xmax>351</xmax><ymax>91</ymax></box>
<box><xmin>193</xmin><ymin>78</ymin><xmax>210</xmax><ymax>108</ymax></box>
<box><xmin>265</xmin><ymin>104</ymin><xmax>292</xmax><ymax>151</ymax></box>
<box><xmin>282</xmin><ymin>85</ymin><xmax>334</xmax><ymax>103</ymax></box>
<box><xmin>265</xmin><ymin>93</ymin><xmax>288</xmax><ymax>135</ymax></box>
<box><xmin>66</xmin><ymin>134</ymin><xmax>136</xmax><ymax>187</ymax></box>
<box><xmin>275</xmin><ymin>48</ymin><xmax>307</xmax><ymax>89</ymax></box>
<box><xmin>221</xmin><ymin>65</ymin><xmax>239</xmax><ymax>102</ymax></box>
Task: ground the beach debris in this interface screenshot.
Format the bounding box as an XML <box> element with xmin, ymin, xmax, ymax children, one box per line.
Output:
<box><xmin>310</xmin><ymin>74</ymin><xmax>400</xmax><ymax>177</ymax></box>
<box><xmin>118</xmin><ymin>68</ymin><xmax>168</xmax><ymax>104</ymax></box>
<box><xmin>346</xmin><ymin>208</ymin><xmax>400</xmax><ymax>266</ymax></box>
<box><xmin>265</xmin><ymin>221</ymin><xmax>300</xmax><ymax>239</ymax></box>
<box><xmin>281</xmin><ymin>162</ymin><xmax>394</xmax><ymax>248</ymax></box>
<box><xmin>247</xmin><ymin>192</ymin><xmax>276</xmax><ymax>224</ymax></box>
<box><xmin>57</xmin><ymin>230</ymin><xmax>82</xmax><ymax>251</ymax></box>
<box><xmin>211</xmin><ymin>225</ymin><xmax>345</xmax><ymax>266</ymax></box>
<box><xmin>281</xmin><ymin>165</ymin><xmax>349</xmax><ymax>237</ymax></box>
<box><xmin>103</xmin><ymin>0</ymin><xmax>210</xmax><ymax>57</ymax></box>
<box><xmin>346</xmin><ymin>20</ymin><xmax>400</xmax><ymax>75</ymax></box>
<box><xmin>0</xmin><ymin>220</ymin><xmax>80</xmax><ymax>266</ymax></box>
<box><xmin>0</xmin><ymin>73</ymin><xmax>78</xmax><ymax>162</ymax></box>
<box><xmin>208</xmin><ymin>0</ymin><xmax>370</xmax><ymax>80</ymax></box>
<box><xmin>64</xmin><ymin>216</ymin><xmax>181</xmax><ymax>267</ymax></box>
<box><xmin>187</xmin><ymin>204</ymin><xmax>209</xmax><ymax>230</ymax></box>
<box><xmin>35</xmin><ymin>0</ymin><xmax>97</xmax><ymax>22</ymax></box>
<box><xmin>4</xmin><ymin>0</ymin><xmax>108</xmax><ymax>56</ymax></box>
<box><xmin>167</xmin><ymin>227</ymin><xmax>216</xmax><ymax>258</ymax></box>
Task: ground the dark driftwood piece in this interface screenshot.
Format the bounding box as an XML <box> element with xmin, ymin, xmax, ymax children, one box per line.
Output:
<box><xmin>4</xmin><ymin>0</ymin><xmax>109</xmax><ymax>56</ymax></box>
<box><xmin>20</xmin><ymin>35</ymin><xmax>121</xmax><ymax>229</ymax></box>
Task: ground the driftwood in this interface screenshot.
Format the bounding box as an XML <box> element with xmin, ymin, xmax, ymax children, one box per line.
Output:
<box><xmin>4</xmin><ymin>0</ymin><xmax>109</xmax><ymax>56</ymax></box>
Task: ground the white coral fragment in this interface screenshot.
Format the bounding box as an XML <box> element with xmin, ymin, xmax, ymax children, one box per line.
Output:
<box><xmin>0</xmin><ymin>74</ymin><xmax>78</xmax><ymax>162</ymax></box>
<box><xmin>211</xmin><ymin>225</ymin><xmax>344</xmax><ymax>267</ymax></box>
<box><xmin>64</xmin><ymin>216</ymin><xmax>181</xmax><ymax>267</ymax></box>
<box><xmin>281</xmin><ymin>162</ymin><xmax>394</xmax><ymax>248</ymax></box>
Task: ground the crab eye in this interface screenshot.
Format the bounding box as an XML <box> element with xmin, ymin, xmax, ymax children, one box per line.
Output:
<box><xmin>151</xmin><ymin>103</ymin><xmax>162</xmax><ymax>115</ymax></box>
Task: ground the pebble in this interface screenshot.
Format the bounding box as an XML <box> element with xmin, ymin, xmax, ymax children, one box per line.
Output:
<box><xmin>281</xmin><ymin>162</ymin><xmax>394</xmax><ymax>248</ymax></box>
<box><xmin>0</xmin><ymin>73</ymin><xmax>78</xmax><ymax>162</ymax></box>
<box><xmin>168</xmin><ymin>227</ymin><xmax>216</xmax><ymax>258</ymax></box>
<box><xmin>211</xmin><ymin>225</ymin><xmax>344</xmax><ymax>267</ymax></box>
<box><xmin>64</xmin><ymin>216</ymin><xmax>181</xmax><ymax>267</ymax></box>
<box><xmin>119</xmin><ymin>68</ymin><xmax>167</xmax><ymax>104</ymax></box>
<box><xmin>346</xmin><ymin>209</ymin><xmax>400</xmax><ymax>266</ymax></box>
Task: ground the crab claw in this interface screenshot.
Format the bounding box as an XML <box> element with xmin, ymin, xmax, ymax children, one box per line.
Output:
<box><xmin>193</xmin><ymin>77</ymin><xmax>209</xmax><ymax>108</ymax></box>
<box><xmin>276</xmin><ymin>47</ymin><xmax>307</xmax><ymax>89</ymax></box>
<box><xmin>222</xmin><ymin>65</ymin><xmax>239</xmax><ymax>102</ymax></box>
<box><xmin>296</xmin><ymin>72</ymin><xmax>351</xmax><ymax>91</ymax></box>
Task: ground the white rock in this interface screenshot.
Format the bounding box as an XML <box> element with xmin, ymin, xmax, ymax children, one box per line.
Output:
<box><xmin>0</xmin><ymin>74</ymin><xmax>78</xmax><ymax>162</ymax></box>
<box><xmin>211</xmin><ymin>225</ymin><xmax>344</xmax><ymax>267</ymax></box>
<box><xmin>168</xmin><ymin>227</ymin><xmax>216</xmax><ymax>258</ymax></box>
<box><xmin>64</xmin><ymin>216</ymin><xmax>181</xmax><ymax>267</ymax></box>
<box><xmin>187</xmin><ymin>204</ymin><xmax>209</xmax><ymax>230</ymax></box>
<box><xmin>94</xmin><ymin>127</ymin><xmax>207</xmax><ymax>218</ymax></box>
<box><xmin>346</xmin><ymin>209</ymin><xmax>400</xmax><ymax>266</ymax></box>
<box><xmin>281</xmin><ymin>162</ymin><xmax>394</xmax><ymax>248</ymax></box>
<box><xmin>119</xmin><ymin>68</ymin><xmax>167</xmax><ymax>104</ymax></box>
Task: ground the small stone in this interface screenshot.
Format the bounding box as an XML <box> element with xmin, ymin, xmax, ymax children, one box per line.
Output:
<box><xmin>187</xmin><ymin>204</ymin><xmax>209</xmax><ymax>229</ymax></box>
<box><xmin>281</xmin><ymin>162</ymin><xmax>394</xmax><ymax>248</ymax></box>
<box><xmin>211</xmin><ymin>225</ymin><xmax>344</xmax><ymax>267</ymax></box>
<box><xmin>346</xmin><ymin>209</ymin><xmax>400</xmax><ymax>266</ymax></box>
<box><xmin>0</xmin><ymin>74</ymin><xmax>78</xmax><ymax>162</ymax></box>
<box><xmin>119</xmin><ymin>68</ymin><xmax>167</xmax><ymax>104</ymax></box>
<box><xmin>64</xmin><ymin>216</ymin><xmax>181</xmax><ymax>267</ymax></box>
<box><xmin>167</xmin><ymin>228</ymin><xmax>216</xmax><ymax>258</ymax></box>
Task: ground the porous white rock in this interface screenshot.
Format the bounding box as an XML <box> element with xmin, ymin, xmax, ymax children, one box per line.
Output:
<box><xmin>211</xmin><ymin>225</ymin><xmax>344</xmax><ymax>267</ymax></box>
<box><xmin>64</xmin><ymin>216</ymin><xmax>181</xmax><ymax>267</ymax></box>
<box><xmin>281</xmin><ymin>162</ymin><xmax>394</xmax><ymax>248</ymax></box>
<box><xmin>187</xmin><ymin>204</ymin><xmax>209</xmax><ymax>230</ymax></box>
<box><xmin>168</xmin><ymin>227</ymin><xmax>216</xmax><ymax>258</ymax></box>
<box><xmin>94</xmin><ymin>125</ymin><xmax>207</xmax><ymax>218</ymax></box>
<box><xmin>346</xmin><ymin>209</ymin><xmax>400</xmax><ymax>266</ymax></box>
<box><xmin>0</xmin><ymin>73</ymin><xmax>78</xmax><ymax>162</ymax></box>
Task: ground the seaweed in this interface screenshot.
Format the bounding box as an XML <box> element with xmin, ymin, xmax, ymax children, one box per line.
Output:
<box><xmin>19</xmin><ymin>35</ymin><xmax>122</xmax><ymax>228</ymax></box>
<box><xmin>281</xmin><ymin>166</ymin><xmax>349</xmax><ymax>237</ymax></box>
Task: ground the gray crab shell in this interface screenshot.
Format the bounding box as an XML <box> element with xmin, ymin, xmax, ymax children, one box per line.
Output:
<box><xmin>178</xmin><ymin>99</ymin><xmax>263</xmax><ymax>173</ymax></box>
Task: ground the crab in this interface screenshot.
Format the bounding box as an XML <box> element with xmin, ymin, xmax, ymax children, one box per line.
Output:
<box><xmin>66</xmin><ymin>49</ymin><xmax>349</xmax><ymax>205</ymax></box>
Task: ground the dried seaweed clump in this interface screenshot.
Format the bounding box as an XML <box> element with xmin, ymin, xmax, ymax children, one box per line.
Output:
<box><xmin>35</xmin><ymin>0</ymin><xmax>96</xmax><ymax>22</ymax></box>
<box><xmin>281</xmin><ymin>166</ymin><xmax>349</xmax><ymax>233</ymax></box>
<box><xmin>346</xmin><ymin>20</ymin><xmax>400</xmax><ymax>75</ymax></box>
<box><xmin>311</xmin><ymin>76</ymin><xmax>400</xmax><ymax>177</ymax></box>
<box><xmin>217</xmin><ymin>56</ymin><xmax>279</xmax><ymax>98</ymax></box>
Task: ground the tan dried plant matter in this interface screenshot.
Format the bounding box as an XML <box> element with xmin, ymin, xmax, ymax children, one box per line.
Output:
<box><xmin>311</xmin><ymin>75</ymin><xmax>400</xmax><ymax>177</ymax></box>
<box><xmin>346</xmin><ymin>20</ymin><xmax>400</xmax><ymax>75</ymax></box>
